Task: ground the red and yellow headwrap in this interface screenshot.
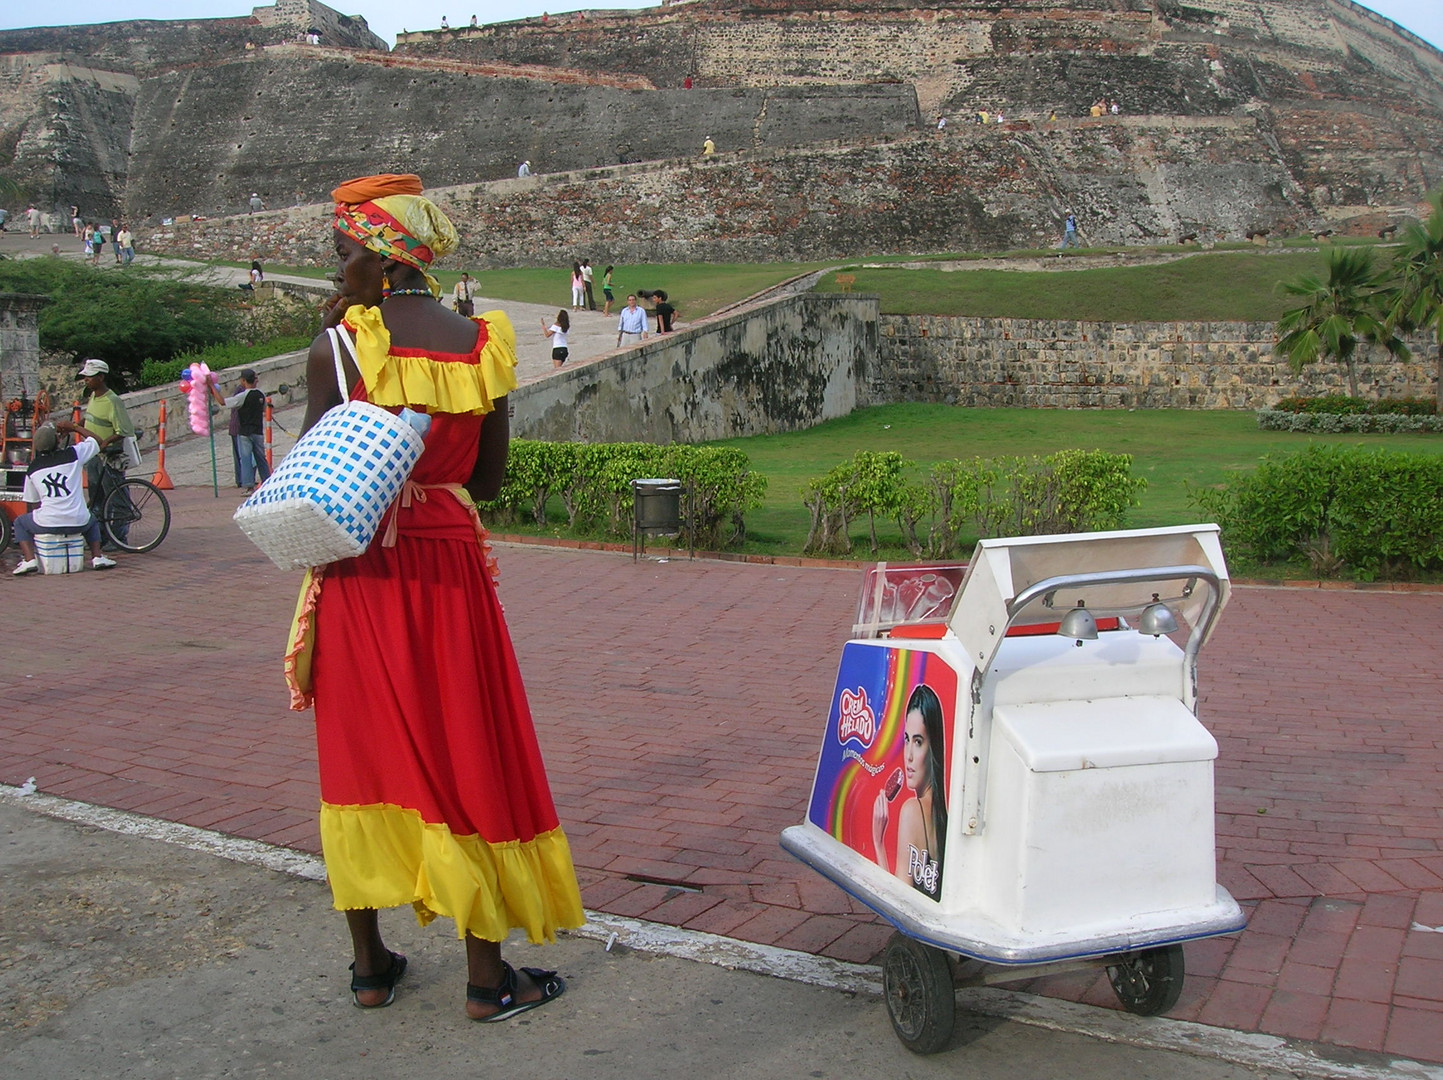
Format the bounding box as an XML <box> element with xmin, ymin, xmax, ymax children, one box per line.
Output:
<box><xmin>332</xmin><ymin>174</ymin><xmax>458</xmax><ymax>298</ymax></box>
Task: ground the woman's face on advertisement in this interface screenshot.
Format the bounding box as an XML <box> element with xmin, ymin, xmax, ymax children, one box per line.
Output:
<box><xmin>903</xmin><ymin>707</ymin><xmax>930</xmax><ymax>794</ymax></box>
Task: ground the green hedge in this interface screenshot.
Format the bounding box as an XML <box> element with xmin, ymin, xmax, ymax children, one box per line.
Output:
<box><xmin>801</xmin><ymin>448</ymin><xmax>1146</xmax><ymax>557</ymax></box>
<box><xmin>477</xmin><ymin>440</ymin><xmax>766</xmax><ymax>549</ymax></box>
<box><xmin>1256</xmin><ymin>410</ymin><xmax>1443</xmax><ymax>433</ymax></box>
<box><xmin>1190</xmin><ymin>445</ymin><xmax>1443</xmax><ymax>579</ymax></box>
<box><xmin>1269</xmin><ymin>395</ymin><xmax>1437</xmax><ymax>416</ymax></box>
<box><xmin>137</xmin><ymin>336</ymin><xmax>311</xmax><ymax>389</ymax></box>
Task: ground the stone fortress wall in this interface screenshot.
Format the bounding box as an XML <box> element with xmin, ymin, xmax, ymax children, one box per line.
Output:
<box><xmin>122</xmin><ymin>55</ymin><xmax>918</xmax><ymax>217</ymax></box>
<box><xmin>402</xmin><ymin>0</ymin><xmax>1443</xmax><ymax>216</ymax></box>
<box><xmin>0</xmin><ymin>1</ymin><xmax>1440</xmax><ymax>243</ymax></box>
<box><xmin>140</xmin><ymin>113</ymin><xmax>1303</xmax><ymax>266</ymax></box>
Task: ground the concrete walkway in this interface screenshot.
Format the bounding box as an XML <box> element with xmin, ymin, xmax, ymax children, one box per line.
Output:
<box><xmin>0</xmin><ymin>228</ymin><xmax>653</xmax><ymax>392</ymax></box>
<box><xmin>1</xmin><ymin>487</ymin><xmax>1440</xmax><ymax>1068</ymax></box>
<box><xmin>1</xmin><ymin>799</ymin><xmax>1323</xmax><ymax>1080</ymax></box>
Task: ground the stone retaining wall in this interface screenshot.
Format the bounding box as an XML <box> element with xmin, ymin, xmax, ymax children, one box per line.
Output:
<box><xmin>871</xmin><ymin>314</ymin><xmax>1436</xmax><ymax>409</ymax></box>
<box><xmin>510</xmin><ymin>293</ymin><xmax>877</xmax><ymax>443</ymax></box>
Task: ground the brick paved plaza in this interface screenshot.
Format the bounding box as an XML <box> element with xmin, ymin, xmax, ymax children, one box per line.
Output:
<box><xmin>2</xmin><ymin>487</ymin><xmax>1440</xmax><ymax>1062</ymax></box>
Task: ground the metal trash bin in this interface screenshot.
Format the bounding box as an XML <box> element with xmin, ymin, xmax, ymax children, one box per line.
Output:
<box><xmin>631</xmin><ymin>478</ymin><xmax>687</xmax><ymax>561</ymax></box>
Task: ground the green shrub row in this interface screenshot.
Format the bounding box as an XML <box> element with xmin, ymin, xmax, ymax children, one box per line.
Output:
<box><xmin>477</xmin><ymin>440</ymin><xmax>767</xmax><ymax>549</ymax></box>
<box><xmin>137</xmin><ymin>336</ymin><xmax>312</xmax><ymax>389</ymax></box>
<box><xmin>1257</xmin><ymin>410</ymin><xmax>1443</xmax><ymax>434</ymax></box>
<box><xmin>1269</xmin><ymin>395</ymin><xmax>1438</xmax><ymax>416</ymax></box>
<box><xmin>801</xmin><ymin>449</ymin><xmax>1146</xmax><ymax>557</ymax></box>
<box><xmin>1190</xmin><ymin>445</ymin><xmax>1443</xmax><ymax>579</ymax></box>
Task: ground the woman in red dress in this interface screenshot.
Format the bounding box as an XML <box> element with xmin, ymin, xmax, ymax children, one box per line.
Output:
<box><xmin>286</xmin><ymin>173</ymin><xmax>583</xmax><ymax>1020</ymax></box>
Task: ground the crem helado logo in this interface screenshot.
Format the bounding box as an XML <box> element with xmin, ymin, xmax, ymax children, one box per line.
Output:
<box><xmin>837</xmin><ymin>687</ymin><xmax>877</xmax><ymax>747</ymax></box>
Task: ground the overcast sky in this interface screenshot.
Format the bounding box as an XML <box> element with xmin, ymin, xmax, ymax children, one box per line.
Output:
<box><xmin>1</xmin><ymin>2</ymin><xmax>1438</xmax><ymax>53</ymax></box>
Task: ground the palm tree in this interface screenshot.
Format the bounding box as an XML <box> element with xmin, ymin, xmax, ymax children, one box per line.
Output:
<box><xmin>1387</xmin><ymin>190</ymin><xmax>1443</xmax><ymax>413</ymax></box>
<box><xmin>1275</xmin><ymin>247</ymin><xmax>1408</xmax><ymax>398</ymax></box>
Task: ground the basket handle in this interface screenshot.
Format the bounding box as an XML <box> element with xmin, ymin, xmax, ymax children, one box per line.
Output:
<box><xmin>326</xmin><ymin>326</ymin><xmax>361</xmax><ymax>405</ymax></box>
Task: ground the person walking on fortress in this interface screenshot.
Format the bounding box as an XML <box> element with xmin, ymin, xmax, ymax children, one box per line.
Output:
<box><xmin>517</xmin><ymin>160</ymin><xmax>531</xmax><ymax>178</ymax></box>
<box><xmin>27</xmin><ymin>205</ymin><xmax>42</xmax><ymax>238</ymax></box>
<box><xmin>1061</xmin><ymin>211</ymin><xmax>1079</xmax><ymax>249</ymax></box>
<box><xmin>542</xmin><ymin>309</ymin><xmax>570</xmax><ymax>369</ymax></box>
<box><xmin>580</xmin><ymin>259</ymin><xmax>596</xmax><ymax>311</ymax></box>
<box><xmin>117</xmin><ymin>224</ymin><xmax>134</xmax><ymax>265</ymax></box>
<box><xmin>702</xmin><ymin>136</ymin><xmax>715</xmax><ymax>156</ymax></box>
<box><xmin>570</xmin><ymin>262</ymin><xmax>584</xmax><ymax>311</ymax></box>
<box><xmin>249</xmin><ymin>193</ymin><xmax>264</xmax><ymax>215</ymax></box>
<box><xmin>110</xmin><ymin>219</ymin><xmax>124</xmax><ymax>263</ymax></box>
<box><xmin>616</xmin><ymin>294</ymin><xmax>649</xmax><ymax>347</ymax></box>
<box><xmin>601</xmin><ymin>265</ymin><xmax>615</xmax><ymax>316</ymax></box>
<box><xmin>453</xmin><ymin>272</ymin><xmax>475</xmax><ymax>316</ymax></box>
<box><xmin>71</xmin><ymin>206</ymin><xmax>81</xmax><ymax>236</ymax></box>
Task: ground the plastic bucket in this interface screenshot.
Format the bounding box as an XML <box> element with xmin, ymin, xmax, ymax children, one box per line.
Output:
<box><xmin>35</xmin><ymin>533</ymin><xmax>86</xmax><ymax>574</ymax></box>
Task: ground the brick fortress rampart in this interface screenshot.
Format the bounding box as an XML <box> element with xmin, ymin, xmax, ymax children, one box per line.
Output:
<box><xmin>2</xmin><ymin>0</ymin><xmax>1441</xmax><ymax>251</ymax></box>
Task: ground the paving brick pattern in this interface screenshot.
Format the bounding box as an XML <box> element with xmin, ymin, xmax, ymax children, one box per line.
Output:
<box><xmin>2</xmin><ymin>488</ymin><xmax>1440</xmax><ymax>1062</ymax></box>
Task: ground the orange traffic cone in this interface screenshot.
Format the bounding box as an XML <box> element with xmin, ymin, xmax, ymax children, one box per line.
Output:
<box><xmin>151</xmin><ymin>398</ymin><xmax>174</xmax><ymax>489</ymax></box>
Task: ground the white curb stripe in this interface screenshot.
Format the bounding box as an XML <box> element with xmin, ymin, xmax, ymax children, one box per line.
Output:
<box><xmin>3</xmin><ymin>784</ymin><xmax>1437</xmax><ymax>1080</ymax></box>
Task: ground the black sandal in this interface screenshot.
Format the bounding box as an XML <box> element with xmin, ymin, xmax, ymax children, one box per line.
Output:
<box><xmin>349</xmin><ymin>950</ymin><xmax>407</xmax><ymax>1008</ymax></box>
<box><xmin>466</xmin><ymin>961</ymin><xmax>566</xmax><ymax>1023</ymax></box>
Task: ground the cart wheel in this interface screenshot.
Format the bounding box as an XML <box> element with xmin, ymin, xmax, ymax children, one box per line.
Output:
<box><xmin>0</xmin><ymin>510</ymin><xmax>10</xmax><ymax>555</ymax></box>
<box><xmin>882</xmin><ymin>932</ymin><xmax>955</xmax><ymax>1054</ymax></box>
<box><xmin>1107</xmin><ymin>944</ymin><xmax>1185</xmax><ymax>1015</ymax></box>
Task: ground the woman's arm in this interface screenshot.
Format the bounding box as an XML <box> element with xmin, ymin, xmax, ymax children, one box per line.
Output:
<box><xmin>300</xmin><ymin>334</ymin><xmax>341</xmax><ymax>436</ymax></box>
<box><xmin>301</xmin><ymin>297</ymin><xmax>364</xmax><ymax>434</ymax></box>
<box><xmin>465</xmin><ymin>395</ymin><xmax>509</xmax><ymax>502</ymax></box>
<box><xmin>892</xmin><ymin>799</ymin><xmax>925</xmax><ymax>884</ymax></box>
<box><xmin>872</xmin><ymin>792</ymin><xmax>891</xmax><ymax>874</ymax></box>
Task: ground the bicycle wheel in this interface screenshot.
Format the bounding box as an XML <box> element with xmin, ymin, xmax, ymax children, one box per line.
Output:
<box><xmin>102</xmin><ymin>478</ymin><xmax>171</xmax><ymax>553</ymax></box>
<box><xmin>0</xmin><ymin>509</ymin><xmax>11</xmax><ymax>555</ymax></box>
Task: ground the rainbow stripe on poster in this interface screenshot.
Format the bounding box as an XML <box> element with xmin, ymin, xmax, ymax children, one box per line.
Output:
<box><xmin>806</xmin><ymin>643</ymin><xmax>958</xmax><ymax>868</ymax></box>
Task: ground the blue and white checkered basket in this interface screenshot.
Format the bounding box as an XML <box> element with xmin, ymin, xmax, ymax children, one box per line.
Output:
<box><xmin>233</xmin><ymin>328</ymin><xmax>425</xmax><ymax>571</ymax></box>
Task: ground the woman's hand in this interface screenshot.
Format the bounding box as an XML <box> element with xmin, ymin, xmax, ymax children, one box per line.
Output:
<box><xmin>872</xmin><ymin>791</ymin><xmax>890</xmax><ymax>871</ymax></box>
<box><xmin>320</xmin><ymin>291</ymin><xmax>355</xmax><ymax>330</ymax></box>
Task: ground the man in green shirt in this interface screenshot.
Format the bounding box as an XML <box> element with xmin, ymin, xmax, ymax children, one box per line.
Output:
<box><xmin>78</xmin><ymin>358</ymin><xmax>135</xmax><ymax>546</ymax></box>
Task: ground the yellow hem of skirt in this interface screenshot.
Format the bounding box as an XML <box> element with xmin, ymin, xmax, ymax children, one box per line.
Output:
<box><xmin>320</xmin><ymin>802</ymin><xmax>585</xmax><ymax>944</ymax></box>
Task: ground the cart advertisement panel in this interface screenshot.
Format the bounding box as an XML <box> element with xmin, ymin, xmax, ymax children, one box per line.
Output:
<box><xmin>807</xmin><ymin>644</ymin><xmax>957</xmax><ymax>902</ymax></box>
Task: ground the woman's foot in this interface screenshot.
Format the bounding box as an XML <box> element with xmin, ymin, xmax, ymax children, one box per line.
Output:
<box><xmin>349</xmin><ymin>949</ymin><xmax>407</xmax><ymax>1008</ymax></box>
<box><xmin>465</xmin><ymin>961</ymin><xmax>565</xmax><ymax>1021</ymax></box>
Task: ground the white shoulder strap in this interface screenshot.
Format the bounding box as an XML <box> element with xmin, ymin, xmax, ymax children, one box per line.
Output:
<box><xmin>325</xmin><ymin>326</ymin><xmax>360</xmax><ymax>404</ymax></box>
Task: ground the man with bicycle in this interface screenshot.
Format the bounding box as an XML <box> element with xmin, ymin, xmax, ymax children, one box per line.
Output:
<box><xmin>77</xmin><ymin>358</ymin><xmax>136</xmax><ymax>548</ymax></box>
<box><xmin>11</xmin><ymin>420</ymin><xmax>117</xmax><ymax>575</ymax></box>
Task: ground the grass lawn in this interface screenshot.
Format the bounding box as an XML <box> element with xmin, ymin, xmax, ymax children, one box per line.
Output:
<box><xmin>239</xmin><ymin>259</ymin><xmax>830</xmax><ymax>322</ymax></box>
<box><xmin>708</xmin><ymin>405</ymin><xmax>1443</xmax><ymax>561</ymax></box>
<box><xmin>226</xmin><ymin>238</ymin><xmax>1408</xmax><ymax>325</ymax></box>
<box><xmin>815</xmin><ymin>248</ymin><xmax>1359</xmax><ymax>321</ymax></box>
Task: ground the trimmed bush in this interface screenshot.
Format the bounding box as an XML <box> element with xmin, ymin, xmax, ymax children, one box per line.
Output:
<box><xmin>803</xmin><ymin>448</ymin><xmax>1146</xmax><ymax>558</ymax></box>
<box><xmin>1257</xmin><ymin>410</ymin><xmax>1443</xmax><ymax>433</ymax></box>
<box><xmin>476</xmin><ymin>440</ymin><xmax>765</xmax><ymax>550</ymax></box>
<box><xmin>1189</xmin><ymin>445</ymin><xmax>1443</xmax><ymax>579</ymax></box>
<box><xmin>1270</xmin><ymin>395</ymin><xmax>1438</xmax><ymax>416</ymax></box>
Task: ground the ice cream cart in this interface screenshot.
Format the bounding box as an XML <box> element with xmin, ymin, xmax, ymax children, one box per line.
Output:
<box><xmin>2</xmin><ymin>389</ymin><xmax>53</xmax><ymax>554</ymax></box>
<box><xmin>780</xmin><ymin>524</ymin><xmax>1244</xmax><ymax>1053</ymax></box>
